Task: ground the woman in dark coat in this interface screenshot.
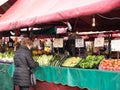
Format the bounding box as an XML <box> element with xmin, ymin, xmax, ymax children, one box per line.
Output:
<box><xmin>13</xmin><ymin>38</ymin><xmax>39</xmax><ymax>90</ymax></box>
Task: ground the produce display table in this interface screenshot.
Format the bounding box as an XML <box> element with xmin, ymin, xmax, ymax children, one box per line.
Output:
<box><xmin>0</xmin><ymin>64</ymin><xmax>13</xmax><ymax>90</ymax></box>
<box><xmin>33</xmin><ymin>66</ymin><xmax>120</xmax><ymax>90</ymax></box>
<box><xmin>1</xmin><ymin>64</ymin><xmax>120</xmax><ymax>90</ymax></box>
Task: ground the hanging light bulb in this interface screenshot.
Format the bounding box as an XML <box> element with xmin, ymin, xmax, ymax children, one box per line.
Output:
<box><xmin>67</xmin><ymin>22</ymin><xmax>72</xmax><ymax>31</ymax></box>
<box><xmin>92</xmin><ymin>16</ymin><xmax>96</xmax><ymax>27</ymax></box>
<box><xmin>10</xmin><ymin>30</ymin><xmax>15</xmax><ymax>36</ymax></box>
<box><xmin>62</xmin><ymin>21</ymin><xmax>72</xmax><ymax>31</ymax></box>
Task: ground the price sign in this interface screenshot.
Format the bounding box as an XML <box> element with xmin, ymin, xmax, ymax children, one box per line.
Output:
<box><xmin>111</xmin><ymin>40</ymin><xmax>120</xmax><ymax>51</ymax></box>
<box><xmin>75</xmin><ymin>38</ymin><xmax>84</xmax><ymax>48</ymax></box>
<box><xmin>8</xmin><ymin>42</ymin><xmax>13</xmax><ymax>47</ymax></box>
<box><xmin>94</xmin><ymin>37</ymin><xmax>104</xmax><ymax>47</ymax></box>
<box><xmin>53</xmin><ymin>38</ymin><xmax>63</xmax><ymax>48</ymax></box>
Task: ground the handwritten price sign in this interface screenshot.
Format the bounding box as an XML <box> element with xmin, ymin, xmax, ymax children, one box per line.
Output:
<box><xmin>53</xmin><ymin>38</ymin><xmax>63</xmax><ymax>48</ymax></box>
<box><xmin>75</xmin><ymin>38</ymin><xmax>84</xmax><ymax>48</ymax></box>
<box><xmin>94</xmin><ymin>37</ymin><xmax>104</xmax><ymax>47</ymax></box>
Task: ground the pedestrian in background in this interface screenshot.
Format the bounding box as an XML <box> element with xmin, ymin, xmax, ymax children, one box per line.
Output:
<box><xmin>13</xmin><ymin>38</ymin><xmax>39</xmax><ymax>90</ymax></box>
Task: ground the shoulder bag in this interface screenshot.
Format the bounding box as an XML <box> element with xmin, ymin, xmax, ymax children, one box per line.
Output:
<box><xmin>30</xmin><ymin>70</ymin><xmax>36</xmax><ymax>86</ymax></box>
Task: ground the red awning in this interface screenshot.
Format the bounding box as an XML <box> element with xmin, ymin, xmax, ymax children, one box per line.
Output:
<box><xmin>0</xmin><ymin>0</ymin><xmax>120</xmax><ymax>31</ymax></box>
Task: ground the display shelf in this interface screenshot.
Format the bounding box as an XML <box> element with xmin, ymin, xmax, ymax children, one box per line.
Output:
<box><xmin>1</xmin><ymin>64</ymin><xmax>120</xmax><ymax>90</ymax></box>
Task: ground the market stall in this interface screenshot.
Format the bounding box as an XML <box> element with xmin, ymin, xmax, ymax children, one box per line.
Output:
<box><xmin>0</xmin><ymin>63</ymin><xmax>120</xmax><ymax>90</ymax></box>
<box><xmin>1</xmin><ymin>33</ymin><xmax>120</xmax><ymax>90</ymax></box>
<box><xmin>0</xmin><ymin>0</ymin><xmax>120</xmax><ymax>90</ymax></box>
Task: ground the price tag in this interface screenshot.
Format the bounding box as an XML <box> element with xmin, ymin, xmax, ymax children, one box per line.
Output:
<box><xmin>111</xmin><ymin>40</ymin><xmax>120</xmax><ymax>51</ymax></box>
<box><xmin>9</xmin><ymin>42</ymin><xmax>13</xmax><ymax>47</ymax></box>
<box><xmin>94</xmin><ymin>37</ymin><xmax>104</xmax><ymax>47</ymax></box>
<box><xmin>53</xmin><ymin>38</ymin><xmax>63</xmax><ymax>48</ymax></box>
<box><xmin>75</xmin><ymin>38</ymin><xmax>84</xmax><ymax>47</ymax></box>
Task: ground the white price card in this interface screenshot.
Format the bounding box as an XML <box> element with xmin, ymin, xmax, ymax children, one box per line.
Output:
<box><xmin>111</xmin><ymin>40</ymin><xmax>120</xmax><ymax>51</ymax></box>
<box><xmin>9</xmin><ymin>42</ymin><xmax>13</xmax><ymax>47</ymax></box>
<box><xmin>53</xmin><ymin>38</ymin><xmax>63</xmax><ymax>48</ymax></box>
<box><xmin>94</xmin><ymin>37</ymin><xmax>104</xmax><ymax>47</ymax></box>
<box><xmin>75</xmin><ymin>38</ymin><xmax>84</xmax><ymax>48</ymax></box>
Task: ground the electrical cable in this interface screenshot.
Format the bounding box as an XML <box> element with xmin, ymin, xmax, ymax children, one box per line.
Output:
<box><xmin>96</xmin><ymin>13</ymin><xmax>120</xmax><ymax>20</ymax></box>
